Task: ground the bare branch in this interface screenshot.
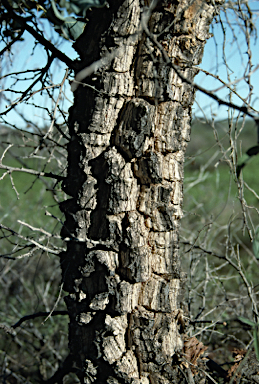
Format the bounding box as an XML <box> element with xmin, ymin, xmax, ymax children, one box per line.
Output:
<box><xmin>1</xmin><ymin>54</ymin><xmax>55</xmax><ymax>116</ymax></box>
<box><xmin>0</xmin><ymin>163</ymin><xmax>65</xmax><ymax>181</ymax></box>
<box><xmin>12</xmin><ymin>310</ymin><xmax>68</xmax><ymax>329</ymax></box>
<box><xmin>2</xmin><ymin>0</ymin><xmax>76</xmax><ymax>70</ymax></box>
<box><xmin>141</xmin><ymin>13</ymin><xmax>259</xmax><ymax>120</ymax></box>
<box><xmin>0</xmin><ymin>224</ymin><xmax>65</xmax><ymax>255</ymax></box>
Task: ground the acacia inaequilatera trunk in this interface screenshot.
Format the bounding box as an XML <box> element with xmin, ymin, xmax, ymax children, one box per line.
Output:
<box><xmin>60</xmin><ymin>0</ymin><xmax>221</xmax><ymax>382</ymax></box>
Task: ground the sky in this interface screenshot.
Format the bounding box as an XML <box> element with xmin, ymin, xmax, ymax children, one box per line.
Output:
<box><xmin>1</xmin><ymin>2</ymin><xmax>259</xmax><ymax>129</ymax></box>
<box><xmin>194</xmin><ymin>6</ymin><xmax>259</xmax><ymax>120</ymax></box>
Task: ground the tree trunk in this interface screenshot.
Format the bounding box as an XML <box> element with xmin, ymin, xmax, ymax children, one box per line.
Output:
<box><xmin>60</xmin><ymin>1</ymin><xmax>220</xmax><ymax>382</ymax></box>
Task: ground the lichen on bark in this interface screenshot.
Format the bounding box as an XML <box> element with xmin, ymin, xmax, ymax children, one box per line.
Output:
<box><xmin>60</xmin><ymin>0</ymin><xmax>222</xmax><ymax>382</ymax></box>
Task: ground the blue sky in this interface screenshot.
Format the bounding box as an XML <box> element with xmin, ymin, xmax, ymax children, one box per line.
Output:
<box><xmin>193</xmin><ymin>5</ymin><xmax>259</xmax><ymax>120</ymax></box>
<box><xmin>0</xmin><ymin>23</ymin><xmax>77</xmax><ymax>128</ymax></box>
<box><xmin>1</xmin><ymin>4</ymin><xmax>259</xmax><ymax>128</ymax></box>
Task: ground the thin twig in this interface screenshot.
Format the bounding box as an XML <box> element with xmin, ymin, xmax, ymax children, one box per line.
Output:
<box><xmin>2</xmin><ymin>0</ymin><xmax>76</xmax><ymax>70</ymax></box>
<box><xmin>0</xmin><ymin>163</ymin><xmax>64</xmax><ymax>181</ymax></box>
<box><xmin>12</xmin><ymin>310</ymin><xmax>68</xmax><ymax>329</ymax></box>
<box><xmin>42</xmin><ymin>283</ymin><xmax>64</xmax><ymax>324</ymax></box>
<box><xmin>0</xmin><ymin>224</ymin><xmax>64</xmax><ymax>254</ymax></box>
<box><xmin>141</xmin><ymin>13</ymin><xmax>259</xmax><ymax>120</ymax></box>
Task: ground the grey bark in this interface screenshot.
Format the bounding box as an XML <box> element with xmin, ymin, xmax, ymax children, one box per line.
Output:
<box><xmin>60</xmin><ymin>1</ymin><xmax>221</xmax><ymax>382</ymax></box>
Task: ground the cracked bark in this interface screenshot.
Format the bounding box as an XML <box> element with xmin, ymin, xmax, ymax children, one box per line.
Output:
<box><xmin>60</xmin><ymin>0</ymin><xmax>221</xmax><ymax>382</ymax></box>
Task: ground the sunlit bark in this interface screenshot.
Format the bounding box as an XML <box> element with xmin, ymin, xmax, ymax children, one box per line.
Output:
<box><xmin>60</xmin><ymin>1</ymin><xmax>220</xmax><ymax>382</ymax></box>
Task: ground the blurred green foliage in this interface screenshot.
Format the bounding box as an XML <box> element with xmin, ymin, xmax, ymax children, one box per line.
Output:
<box><xmin>0</xmin><ymin>128</ymin><xmax>69</xmax><ymax>382</ymax></box>
<box><xmin>0</xmin><ymin>119</ymin><xmax>258</xmax><ymax>381</ymax></box>
<box><xmin>181</xmin><ymin>118</ymin><xmax>259</xmax><ymax>364</ymax></box>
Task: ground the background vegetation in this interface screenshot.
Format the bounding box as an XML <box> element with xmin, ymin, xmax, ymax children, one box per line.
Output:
<box><xmin>1</xmin><ymin>116</ymin><xmax>258</xmax><ymax>381</ymax></box>
<box><xmin>182</xmin><ymin>117</ymin><xmax>259</xmax><ymax>365</ymax></box>
<box><xmin>0</xmin><ymin>127</ymin><xmax>70</xmax><ymax>382</ymax></box>
<box><xmin>1</xmin><ymin>1</ymin><xmax>259</xmax><ymax>381</ymax></box>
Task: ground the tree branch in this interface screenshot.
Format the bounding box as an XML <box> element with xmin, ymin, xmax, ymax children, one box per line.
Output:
<box><xmin>0</xmin><ymin>163</ymin><xmax>65</xmax><ymax>181</ymax></box>
<box><xmin>1</xmin><ymin>54</ymin><xmax>55</xmax><ymax>116</ymax></box>
<box><xmin>2</xmin><ymin>0</ymin><xmax>77</xmax><ymax>70</ymax></box>
<box><xmin>141</xmin><ymin>13</ymin><xmax>259</xmax><ymax>121</ymax></box>
<box><xmin>12</xmin><ymin>310</ymin><xmax>68</xmax><ymax>329</ymax></box>
<box><xmin>0</xmin><ymin>224</ymin><xmax>65</xmax><ymax>255</ymax></box>
<box><xmin>0</xmin><ymin>30</ymin><xmax>24</xmax><ymax>56</ymax></box>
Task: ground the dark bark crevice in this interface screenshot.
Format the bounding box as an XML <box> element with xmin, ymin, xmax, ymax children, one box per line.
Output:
<box><xmin>59</xmin><ymin>0</ymin><xmax>222</xmax><ymax>382</ymax></box>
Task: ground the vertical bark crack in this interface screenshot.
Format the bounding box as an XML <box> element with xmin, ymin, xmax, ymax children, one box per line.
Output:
<box><xmin>61</xmin><ymin>0</ymin><xmax>222</xmax><ymax>382</ymax></box>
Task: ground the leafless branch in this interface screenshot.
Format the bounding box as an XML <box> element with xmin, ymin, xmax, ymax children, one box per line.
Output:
<box><xmin>2</xmin><ymin>0</ymin><xmax>76</xmax><ymax>70</ymax></box>
<box><xmin>12</xmin><ymin>310</ymin><xmax>68</xmax><ymax>329</ymax></box>
<box><xmin>0</xmin><ymin>163</ymin><xmax>65</xmax><ymax>181</ymax></box>
<box><xmin>0</xmin><ymin>224</ymin><xmax>65</xmax><ymax>255</ymax></box>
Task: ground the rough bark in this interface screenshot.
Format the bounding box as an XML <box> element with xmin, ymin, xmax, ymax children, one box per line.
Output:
<box><xmin>60</xmin><ymin>1</ymin><xmax>221</xmax><ymax>382</ymax></box>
